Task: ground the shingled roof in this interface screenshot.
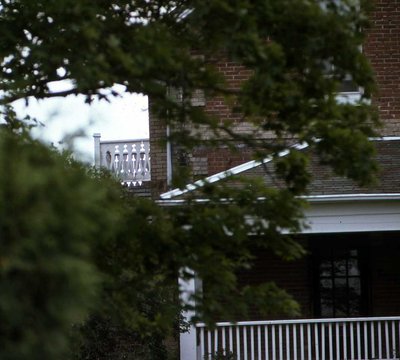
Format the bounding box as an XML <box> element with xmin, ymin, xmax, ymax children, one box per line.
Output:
<box><xmin>161</xmin><ymin>138</ymin><xmax>400</xmax><ymax>200</ymax></box>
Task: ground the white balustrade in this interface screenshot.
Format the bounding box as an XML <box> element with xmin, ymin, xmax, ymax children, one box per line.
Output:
<box><xmin>195</xmin><ymin>317</ymin><xmax>400</xmax><ymax>360</ymax></box>
<box><xmin>93</xmin><ymin>134</ymin><xmax>150</xmax><ymax>186</ymax></box>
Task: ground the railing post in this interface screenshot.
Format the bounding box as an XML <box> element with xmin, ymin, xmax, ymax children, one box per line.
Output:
<box><xmin>93</xmin><ymin>133</ymin><xmax>101</xmax><ymax>167</ymax></box>
<box><xmin>179</xmin><ymin>269</ymin><xmax>201</xmax><ymax>360</ymax></box>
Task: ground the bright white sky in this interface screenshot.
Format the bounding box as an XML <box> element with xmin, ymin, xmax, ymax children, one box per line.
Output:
<box><xmin>13</xmin><ymin>89</ymin><xmax>149</xmax><ymax>164</ymax></box>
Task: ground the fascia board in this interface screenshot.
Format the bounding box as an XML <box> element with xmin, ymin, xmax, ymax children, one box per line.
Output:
<box><xmin>157</xmin><ymin>193</ymin><xmax>400</xmax><ymax>207</ymax></box>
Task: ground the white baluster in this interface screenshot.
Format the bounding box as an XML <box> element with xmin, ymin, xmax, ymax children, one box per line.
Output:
<box><xmin>300</xmin><ymin>324</ymin><xmax>305</xmax><ymax>360</ymax></box>
<box><xmin>137</xmin><ymin>143</ymin><xmax>143</xmax><ymax>176</ymax></box>
<box><xmin>278</xmin><ymin>325</ymin><xmax>283</xmax><ymax>360</ymax></box>
<box><xmin>113</xmin><ymin>145</ymin><xmax>120</xmax><ymax>175</ymax></box>
<box><xmin>147</xmin><ymin>143</ymin><xmax>151</xmax><ymax>174</ymax></box>
<box><xmin>132</xmin><ymin>144</ymin><xmax>137</xmax><ymax>178</ymax></box>
<box><xmin>307</xmin><ymin>324</ymin><xmax>311</xmax><ymax>360</ymax></box>
<box><xmin>335</xmin><ymin>323</ymin><xmax>339</xmax><ymax>360</ymax></box>
<box><xmin>328</xmin><ymin>323</ymin><xmax>333</xmax><ymax>360</ymax></box>
<box><xmin>229</xmin><ymin>326</ymin><xmax>233</xmax><ymax>354</ymax></box>
<box><xmin>250</xmin><ymin>326</ymin><xmax>254</xmax><ymax>360</ymax></box>
<box><xmin>222</xmin><ymin>327</ymin><xmax>226</xmax><ymax>356</ymax></box>
<box><xmin>294</xmin><ymin>324</ymin><xmax>298</xmax><ymax>360</ymax></box>
<box><xmin>140</xmin><ymin>141</ymin><xmax>146</xmax><ymax>176</ymax></box>
<box><xmin>236</xmin><ymin>326</ymin><xmax>241</xmax><ymax>360</ymax></box>
<box><xmin>385</xmin><ymin>321</ymin><xmax>390</xmax><ymax>358</ymax></box>
<box><xmin>272</xmin><ymin>325</ymin><xmax>276</xmax><ymax>360</ymax></box>
<box><xmin>378</xmin><ymin>321</ymin><xmax>383</xmax><ymax>359</ymax></box>
<box><xmin>200</xmin><ymin>328</ymin><xmax>205</xmax><ymax>359</ymax></box>
<box><xmin>265</xmin><ymin>325</ymin><xmax>269</xmax><ymax>360</ymax></box>
<box><xmin>350</xmin><ymin>322</ymin><xmax>355</xmax><ymax>360</ymax></box>
<box><xmin>392</xmin><ymin>321</ymin><xmax>396</xmax><ymax>359</ymax></box>
<box><xmin>243</xmin><ymin>326</ymin><xmax>248</xmax><ymax>360</ymax></box>
<box><xmin>364</xmin><ymin>321</ymin><xmax>369</xmax><ymax>359</ymax></box>
<box><xmin>122</xmin><ymin>144</ymin><xmax>128</xmax><ymax>175</ymax></box>
<box><xmin>343</xmin><ymin>322</ymin><xmax>347</xmax><ymax>360</ymax></box>
<box><xmin>357</xmin><ymin>322</ymin><xmax>361</xmax><ymax>359</ymax></box>
<box><xmin>321</xmin><ymin>323</ymin><xmax>325</xmax><ymax>360</ymax></box>
<box><xmin>207</xmin><ymin>330</ymin><xmax>212</xmax><ymax>359</ymax></box>
<box><xmin>286</xmin><ymin>325</ymin><xmax>290</xmax><ymax>360</ymax></box>
<box><xmin>314</xmin><ymin>323</ymin><xmax>319</xmax><ymax>360</ymax></box>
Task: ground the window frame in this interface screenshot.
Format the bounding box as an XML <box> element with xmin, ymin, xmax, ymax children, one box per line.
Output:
<box><xmin>312</xmin><ymin>236</ymin><xmax>369</xmax><ymax>318</ymax></box>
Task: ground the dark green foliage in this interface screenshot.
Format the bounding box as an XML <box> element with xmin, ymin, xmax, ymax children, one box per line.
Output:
<box><xmin>208</xmin><ymin>350</ymin><xmax>237</xmax><ymax>360</ymax></box>
<box><xmin>0</xmin><ymin>120</ymin><xmax>106</xmax><ymax>359</ymax></box>
<box><xmin>0</xmin><ymin>0</ymin><xmax>379</xmax><ymax>187</ymax></box>
<box><xmin>0</xmin><ymin>0</ymin><xmax>380</xmax><ymax>358</ymax></box>
<box><xmin>0</xmin><ymin>116</ymin><xmax>180</xmax><ymax>359</ymax></box>
<box><xmin>72</xmin><ymin>315</ymin><xmax>168</xmax><ymax>360</ymax></box>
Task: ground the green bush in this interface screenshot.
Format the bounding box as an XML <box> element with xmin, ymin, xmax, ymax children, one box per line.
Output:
<box><xmin>0</xmin><ymin>121</ymin><xmax>117</xmax><ymax>359</ymax></box>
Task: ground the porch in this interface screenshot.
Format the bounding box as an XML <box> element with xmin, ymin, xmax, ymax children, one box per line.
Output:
<box><xmin>196</xmin><ymin>316</ymin><xmax>400</xmax><ymax>360</ymax></box>
<box><xmin>179</xmin><ymin>198</ymin><xmax>400</xmax><ymax>360</ymax></box>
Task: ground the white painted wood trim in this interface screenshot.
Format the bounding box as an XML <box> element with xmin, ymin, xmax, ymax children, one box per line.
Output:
<box><xmin>303</xmin><ymin>200</ymin><xmax>400</xmax><ymax>233</ymax></box>
<box><xmin>179</xmin><ymin>270</ymin><xmax>201</xmax><ymax>360</ymax></box>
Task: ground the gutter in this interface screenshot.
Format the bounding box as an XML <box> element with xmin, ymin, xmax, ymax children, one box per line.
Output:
<box><xmin>157</xmin><ymin>193</ymin><xmax>400</xmax><ymax>207</ymax></box>
<box><xmin>305</xmin><ymin>193</ymin><xmax>400</xmax><ymax>203</ymax></box>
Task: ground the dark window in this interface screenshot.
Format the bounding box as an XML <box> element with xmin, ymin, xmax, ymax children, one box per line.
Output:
<box><xmin>323</xmin><ymin>62</ymin><xmax>359</xmax><ymax>93</ymax></box>
<box><xmin>314</xmin><ymin>245</ymin><xmax>367</xmax><ymax>318</ymax></box>
<box><xmin>338</xmin><ymin>74</ymin><xmax>359</xmax><ymax>93</ymax></box>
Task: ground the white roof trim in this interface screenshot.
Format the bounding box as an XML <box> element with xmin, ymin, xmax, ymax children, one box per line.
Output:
<box><xmin>160</xmin><ymin>137</ymin><xmax>400</xmax><ymax>200</ymax></box>
<box><xmin>305</xmin><ymin>193</ymin><xmax>400</xmax><ymax>202</ymax></box>
<box><xmin>157</xmin><ymin>193</ymin><xmax>400</xmax><ymax>206</ymax></box>
<box><xmin>372</xmin><ymin>136</ymin><xmax>400</xmax><ymax>141</ymax></box>
<box><xmin>160</xmin><ymin>142</ymin><xmax>309</xmax><ymax>199</ymax></box>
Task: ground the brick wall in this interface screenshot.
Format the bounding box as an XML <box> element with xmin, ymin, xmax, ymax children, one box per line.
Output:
<box><xmin>191</xmin><ymin>145</ymin><xmax>254</xmax><ymax>177</ymax></box>
<box><xmin>369</xmin><ymin>232</ymin><xmax>400</xmax><ymax>316</ymax></box>
<box><xmin>149</xmin><ymin>99</ymin><xmax>169</xmax><ymax>197</ymax></box>
<box><xmin>204</xmin><ymin>58</ymin><xmax>252</xmax><ymax>126</ymax></box>
<box><xmin>236</xmin><ymin>239</ymin><xmax>313</xmax><ymax>320</ymax></box>
<box><xmin>127</xmin><ymin>181</ymin><xmax>152</xmax><ymax>198</ymax></box>
<box><xmin>365</xmin><ymin>0</ymin><xmax>400</xmax><ymax>135</ymax></box>
<box><xmin>149</xmin><ymin>0</ymin><xmax>400</xmax><ymax>195</ymax></box>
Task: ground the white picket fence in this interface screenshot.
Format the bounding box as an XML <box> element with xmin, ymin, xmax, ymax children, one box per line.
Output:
<box><xmin>196</xmin><ymin>317</ymin><xmax>400</xmax><ymax>360</ymax></box>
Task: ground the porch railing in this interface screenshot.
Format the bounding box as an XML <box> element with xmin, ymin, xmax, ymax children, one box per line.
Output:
<box><xmin>93</xmin><ymin>134</ymin><xmax>150</xmax><ymax>186</ymax></box>
<box><xmin>196</xmin><ymin>317</ymin><xmax>400</xmax><ymax>360</ymax></box>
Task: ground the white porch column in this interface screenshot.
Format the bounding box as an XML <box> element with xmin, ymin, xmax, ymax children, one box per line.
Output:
<box><xmin>179</xmin><ymin>270</ymin><xmax>201</xmax><ymax>360</ymax></box>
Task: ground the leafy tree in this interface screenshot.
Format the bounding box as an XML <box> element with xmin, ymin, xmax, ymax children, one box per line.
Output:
<box><xmin>0</xmin><ymin>114</ymin><xmax>104</xmax><ymax>359</ymax></box>
<box><xmin>0</xmin><ymin>115</ymin><xmax>179</xmax><ymax>359</ymax></box>
<box><xmin>0</xmin><ymin>0</ymin><xmax>380</xmax><ymax>358</ymax></box>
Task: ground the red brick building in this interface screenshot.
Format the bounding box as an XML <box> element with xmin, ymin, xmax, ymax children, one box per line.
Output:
<box><xmin>147</xmin><ymin>1</ymin><xmax>400</xmax><ymax>359</ymax></box>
